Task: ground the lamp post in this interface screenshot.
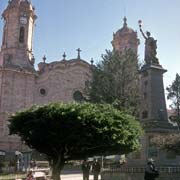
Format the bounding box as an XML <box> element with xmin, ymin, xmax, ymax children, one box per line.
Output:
<box><xmin>15</xmin><ymin>151</ymin><xmax>22</xmax><ymax>172</ymax></box>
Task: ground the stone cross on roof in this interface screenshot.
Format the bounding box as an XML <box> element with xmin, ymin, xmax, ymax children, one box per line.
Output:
<box><xmin>62</xmin><ymin>52</ymin><xmax>66</xmax><ymax>60</ymax></box>
<box><xmin>76</xmin><ymin>48</ymin><xmax>82</xmax><ymax>59</ymax></box>
<box><xmin>43</xmin><ymin>55</ymin><xmax>46</xmax><ymax>63</ymax></box>
<box><xmin>90</xmin><ymin>58</ymin><xmax>94</xmax><ymax>65</ymax></box>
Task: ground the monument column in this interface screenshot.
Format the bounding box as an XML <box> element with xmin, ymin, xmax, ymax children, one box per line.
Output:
<box><xmin>138</xmin><ymin>20</ymin><xmax>177</xmax><ymax>166</ymax></box>
<box><xmin>140</xmin><ymin>65</ymin><xmax>168</xmax><ymax>125</ymax></box>
<box><xmin>139</xmin><ymin>20</ymin><xmax>170</xmax><ymax>129</ymax></box>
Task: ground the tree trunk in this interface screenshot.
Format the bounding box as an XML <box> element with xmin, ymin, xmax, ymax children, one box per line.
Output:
<box><xmin>51</xmin><ymin>156</ymin><xmax>65</xmax><ymax>180</ymax></box>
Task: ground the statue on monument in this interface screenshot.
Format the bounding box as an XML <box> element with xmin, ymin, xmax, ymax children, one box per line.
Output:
<box><xmin>138</xmin><ymin>20</ymin><xmax>159</xmax><ymax>65</ymax></box>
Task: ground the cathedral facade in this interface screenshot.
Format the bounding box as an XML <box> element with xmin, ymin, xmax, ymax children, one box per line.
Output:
<box><xmin>0</xmin><ymin>0</ymin><xmax>91</xmax><ymax>152</ymax></box>
<box><xmin>0</xmin><ymin>0</ymin><xmax>178</xmax><ymax>166</ymax></box>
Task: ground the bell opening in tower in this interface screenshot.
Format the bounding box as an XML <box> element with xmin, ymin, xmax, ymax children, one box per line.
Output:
<box><xmin>19</xmin><ymin>26</ymin><xmax>25</xmax><ymax>43</ymax></box>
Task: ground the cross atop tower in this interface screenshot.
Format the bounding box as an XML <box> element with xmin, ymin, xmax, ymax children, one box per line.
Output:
<box><xmin>76</xmin><ymin>48</ymin><xmax>82</xmax><ymax>59</ymax></box>
<box><xmin>123</xmin><ymin>16</ymin><xmax>127</xmax><ymax>27</ymax></box>
<box><xmin>1</xmin><ymin>0</ymin><xmax>36</xmax><ymax>71</ymax></box>
<box><xmin>43</xmin><ymin>55</ymin><xmax>46</xmax><ymax>63</ymax></box>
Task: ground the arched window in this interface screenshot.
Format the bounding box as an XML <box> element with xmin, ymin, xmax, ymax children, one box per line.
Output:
<box><xmin>2</xmin><ymin>20</ymin><xmax>7</xmax><ymax>45</ymax></box>
<box><xmin>142</xmin><ymin>110</ymin><xmax>148</xmax><ymax>119</ymax></box>
<box><xmin>143</xmin><ymin>92</ymin><xmax>147</xmax><ymax>100</ymax></box>
<box><xmin>73</xmin><ymin>91</ymin><xmax>84</xmax><ymax>102</ymax></box>
<box><xmin>2</xmin><ymin>29</ymin><xmax>6</xmax><ymax>45</ymax></box>
<box><xmin>19</xmin><ymin>27</ymin><xmax>25</xmax><ymax>43</ymax></box>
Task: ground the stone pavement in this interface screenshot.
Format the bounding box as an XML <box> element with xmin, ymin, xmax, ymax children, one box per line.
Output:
<box><xmin>61</xmin><ymin>173</ymin><xmax>101</xmax><ymax>180</ymax></box>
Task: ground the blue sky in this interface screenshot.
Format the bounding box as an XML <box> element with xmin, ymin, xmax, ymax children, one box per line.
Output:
<box><xmin>0</xmin><ymin>0</ymin><xmax>180</xmax><ymax>107</ymax></box>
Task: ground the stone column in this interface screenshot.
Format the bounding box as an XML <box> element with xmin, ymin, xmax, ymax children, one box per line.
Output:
<box><xmin>138</xmin><ymin>64</ymin><xmax>178</xmax><ymax>166</ymax></box>
<box><xmin>140</xmin><ymin>64</ymin><xmax>168</xmax><ymax>123</ymax></box>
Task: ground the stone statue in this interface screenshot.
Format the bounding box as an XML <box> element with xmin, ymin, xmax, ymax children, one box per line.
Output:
<box><xmin>138</xmin><ymin>21</ymin><xmax>159</xmax><ymax>65</ymax></box>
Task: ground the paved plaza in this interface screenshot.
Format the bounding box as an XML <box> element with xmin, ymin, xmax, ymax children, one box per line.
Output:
<box><xmin>61</xmin><ymin>173</ymin><xmax>101</xmax><ymax>180</ymax></box>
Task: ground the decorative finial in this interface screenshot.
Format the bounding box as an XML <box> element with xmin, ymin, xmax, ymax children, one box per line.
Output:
<box><xmin>31</xmin><ymin>55</ymin><xmax>35</xmax><ymax>65</ymax></box>
<box><xmin>76</xmin><ymin>48</ymin><xmax>82</xmax><ymax>59</ymax></box>
<box><xmin>90</xmin><ymin>58</ymin><xmax>94</xmax><ymax>65</ymax></box>
<box><xmin>63</xmin><ymin>52</ymin><xmax>66</xmax><ymax>60</ymax></box>
<box><xmin>123</xmin><ymin>16</ymin><xmax>127</xmax><ymax>27</ymax></box>
<box><xmin>43</xmin><ymin>55</ymin><xmax>46</xmax><ymax>63</ymax></box>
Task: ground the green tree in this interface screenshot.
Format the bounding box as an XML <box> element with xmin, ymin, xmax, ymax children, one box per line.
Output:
<box><xmin>152</xmin><ymin>133</ymin><xmax>180</xmax><ymax>155</ymax></box>
<box><xmin>9</xmin><ymin>102</ymin><xmax>143</xmax><ymax>180</ymax></box>
<box><xmin>86</xmin><ymin>49</ymin><xmax>140</xmax><ymax>116</ymax></box>
<box><xmin>167</xmin><ymin>73</ymin><xmax>180</xmax><ymax>130</ymax></box>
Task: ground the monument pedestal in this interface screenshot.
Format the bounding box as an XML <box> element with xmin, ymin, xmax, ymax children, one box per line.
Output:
<box><xmin>140</xmin><ymin>64</ymin><xmax>168</xmax><ymax>123</ymax></box>
<box><xmin>127</xmin><ymin>63</ymin><xmax>179</xmax><ymax>166</ymax></box>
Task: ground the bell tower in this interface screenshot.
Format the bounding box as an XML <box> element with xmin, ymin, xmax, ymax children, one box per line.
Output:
<box><xmin>0</xmin><ymin>0</ymin><xmax>37</xmax><ymax>71</ymax></box>
<box><xmin>111</xmin><ymin>17</ymin><xmax>139</xmax><ymax>55</ymax></box>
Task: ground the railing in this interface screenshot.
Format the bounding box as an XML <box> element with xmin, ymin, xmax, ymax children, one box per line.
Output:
<box><xmin>102</xmin><ymin>166</ymin><xmax>180</xmax><ymax>174</ymax></box>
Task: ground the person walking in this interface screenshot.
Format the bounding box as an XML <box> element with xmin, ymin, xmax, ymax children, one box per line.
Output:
<box><xmin>26</xmin><ymin>170</ymin><xmax>34</xmax><ymax>180</ymax></box>
<box><xmin>144</xmin><ymin>158</ymin><xmax>159</xmax><ymax>180</ymax></box>
<box><xmin>82</xmin><ymin>159</ymin><xmax>90</xmax><ymax>180</ymax></box>
<box><xmin>92</xmin><ymin>159</ymin><xmax>101</xmax><ymax>180</ymax></box>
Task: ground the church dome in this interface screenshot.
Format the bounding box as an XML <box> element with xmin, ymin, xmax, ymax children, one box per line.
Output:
<box><xmin>114</xmin><ymin>17</ymin><xmax>137</xmax><ymax>37</ymax></box>
<box><xmin>7</xmin><ymin>0</ymin><xmax>20</xmax><ymax>8</ymax></box>
<box><xmin>7</xmin><ymin>0</ymin><xmax>32</xmax><ymax>9</ymax></box>
<box><xmin>20</xmin><ymin>0</ymin><xmax>31</xmax><ymax>7</ymax></box>
<box><xmin>3</xmin><ymin>0</ymin><xmax>36</xmax><ymax>20</ymax></box>
<box><xmin>111</xmin><ymin>17</ymin><xmax>139</xmax><ymax>55</ymax></box>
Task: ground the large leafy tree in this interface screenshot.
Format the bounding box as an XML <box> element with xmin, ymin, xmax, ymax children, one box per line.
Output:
<box><xmin>151</xmin><ymin>133</ymin><xmax>180</xmax><ymax>155</ymax></box>
<box><xmin>167</xmin><ymin>73</ymin><xmax>180</xmax><ymax>129</ymax></box>
<box><xmin>86</xmin><ymin>49</ymin><xmax>140</xmax><ymax>116</ymax></box>
<box><xmin>9</xmin><ymin>103</ymin><xmax>143</xmax><ymax>180</ymax></box>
